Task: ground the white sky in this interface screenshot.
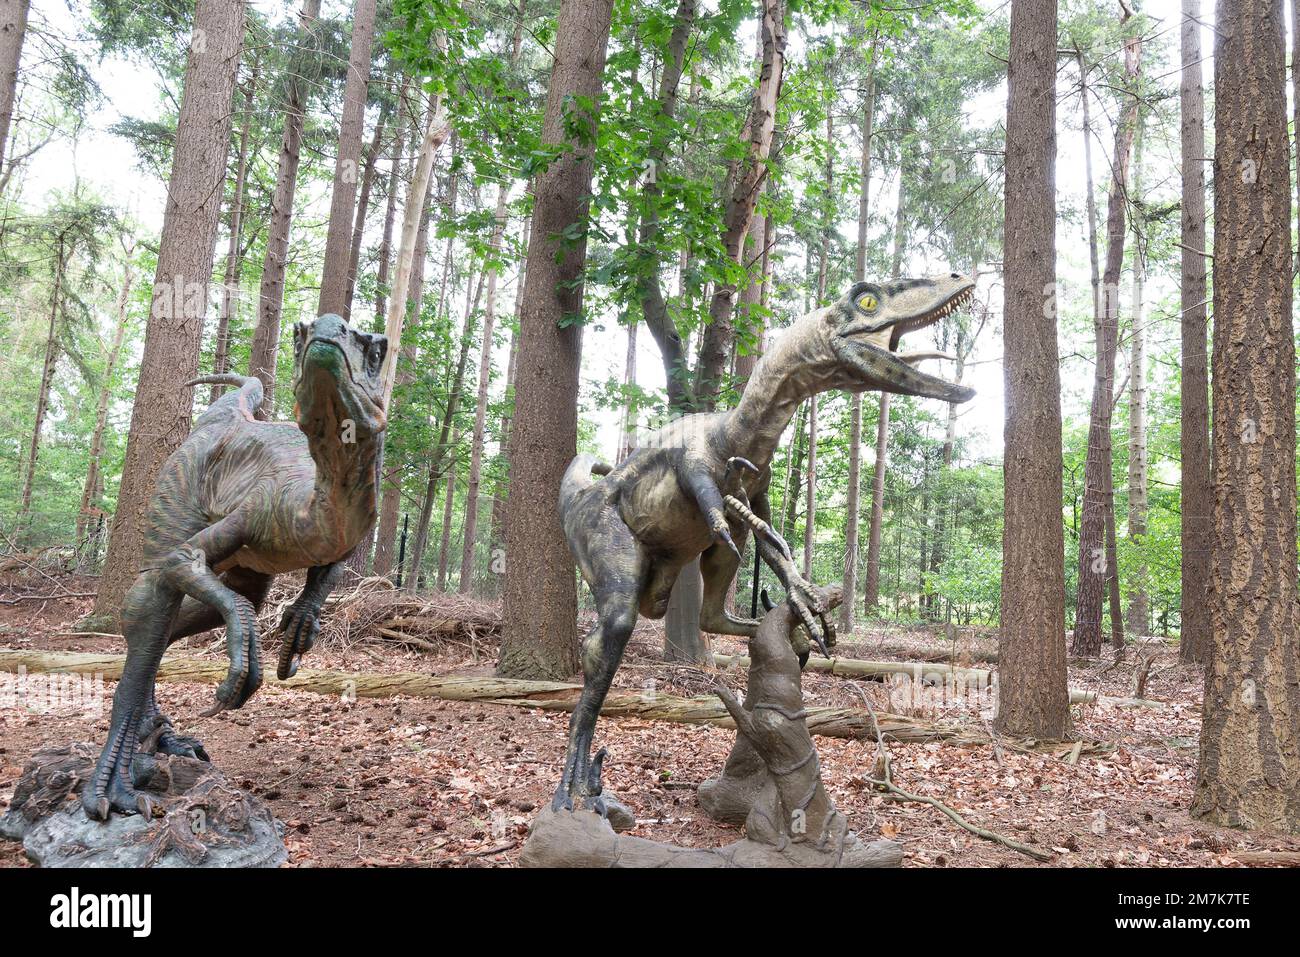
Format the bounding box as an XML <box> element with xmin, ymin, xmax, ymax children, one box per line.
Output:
<box><xmin>16</xmin><ymin>0</ymin><xmax>1223</xmax><ymax>471</ymax></box>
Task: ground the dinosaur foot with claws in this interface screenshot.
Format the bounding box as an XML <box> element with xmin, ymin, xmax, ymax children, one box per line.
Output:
<box><xmin>551</xmin><ymin>748</ymin><xmax>635</xmax><ymax>831</ymax></box>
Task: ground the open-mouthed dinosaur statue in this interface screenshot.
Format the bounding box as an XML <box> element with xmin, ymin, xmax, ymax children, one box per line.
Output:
<box><xmin>83</xmin><ymin>313</ymin><xmax>387</xmax><ymax>819</ymax></box>
<box><xmin>554</xmin><ymin>273</ymin><xmax>977</xmax><ymax>815</ymax></box>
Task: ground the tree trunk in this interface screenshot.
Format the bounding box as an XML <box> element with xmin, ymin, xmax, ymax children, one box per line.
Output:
<box><xmin>783</xmin><ymin>402</ymin><xmax>807</xmax><ymax>540</ymax></box>
<box><xmin>78</xmin><ymin>243</ymin><xmax>134</xmax><ymax>541</ymax></box>
<box><xmin>436</xmin><ymin>438</ymin><xmax>458</xmax><ymax>590</ymax></box>
<box><xmin>996</xmin><ymin>0</ymin><xmax>1069</xmax><ymax>740</ymax></box>
<box><xmin>408</xmin><ymin>269</ymin><xmax>480</xmax><ymax>591</ymax></box>
<box><xmin>497</xmin><ymin>0</ymin><xmax>614</xmax><ymax>680</ymax></box>
<box><xmin>247</xmin><ymin>0</ymin><xmax>322</xmax><ymax>418</ymax></box>
<box><xmin>636</xmin><ymin>0</ymin><xmax>697</xmax><ymax>412</ymax></box>
<box><xmin>1192</xmin><ymin>0</ymin><xmax>1300</xmax><ymax>834</ymax></box>
<box><xmin>19</xmin><ymin>238</ymin><xmax>64</xmax><ymax>524</ymax></box>
<box><xmin>461</xmin><ymin>186</ymin><xmax>509</xmax><ymax>592</ymax></box>
<box><xmin>864</xmin><ymin>180</ymin><xmax>906</xmax><ymax>615</ymax></box>
<box><xmin>342</xmin><ymin>100</ymin><xmax>388</xmax><ymax>323</ymax></box>
<box><xmin>210</xmin><ymin>60</ymin><xmax>257</xmax><ymax>403</ymax></box>
<box><xmin>1125</xmin><ymin>122</ymin><xmax>1148</xmax><ymax>639</ymax></box>
<box><xmin>371</xmin><ymin>126</ymin><xmax>435</xmax><ymax>578</ymax></box>
<box><xmin>373</xmin><ymin>87</ymin><xmax>409</xmax><ymax>326</ymax></box>
<box><xmin>487</xmin><ymin>213</ymin><xmax>531</xmax><ymax>566</ymax></box>
<box><xmin>617</xmin><ymin>317</ymin><xmax>638</xmax><ymax>461</ymax></box>
<box><xmin>318</xmin><ymin>0</ymin><xmax>378</xmax><ymax>317</ymax></box>
<box><xmin>379</xmin><ymin>72</ymin><xmax>449</xmax><ymax>404</ymax></box>
<box><xmin>803</xmin><ymin>396</ymin><xmax>817</xmax><ymax>578</ymax></box>
<box><xmin>842</xmin><ymin>44</ymin><xmax>876</xmax><ymax>633</ymax></box>
<box><xmin>1179</xmin><ymin>0</ymin><xmax>1212</xmax><ymax>665</ymax></box>
<box><xmin>694</xmin><ymin>0</ymin><xmax>786</xmax><ymax>410</ymax></box>
<box><xmin>92</xmin><ymin>0</ymin><xmax>245</xmax><ymax>626</ymax></box>
<box><xmin>1072</xmin><ymin>13</ymin><xmax>1141</xmax><ymax>658</ymax></box>
<box><xmin>0</xmin><ymin>0</ymin><xmax>29</xmax><ymax>181</ymax></box>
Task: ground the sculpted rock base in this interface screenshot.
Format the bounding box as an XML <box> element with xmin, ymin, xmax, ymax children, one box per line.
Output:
<box><xmin>521</xmin><ymin>588</ymin><xmax>901</xmax><ymax>868</ymax></box>
<box><xmin>0</xmin><ymin>743</ymin><xmax>286</xmax><ymax>868</ymax></box>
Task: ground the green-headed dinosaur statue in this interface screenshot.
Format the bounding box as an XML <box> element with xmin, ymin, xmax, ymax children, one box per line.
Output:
<box><xmin>84</xmin><ymin>313</ymin><xmax>387</xmax><ymax>819</ymax></box>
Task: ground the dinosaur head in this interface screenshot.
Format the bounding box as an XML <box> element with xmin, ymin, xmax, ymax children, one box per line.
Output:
<box><xmin>823</xmin><ymin>273</ymin><xmax>976</xmax><ymax>403</ymax></box>
<box><xmin>291</xmin><ymin>313</ymin><xmax>388</xmax><ymax>442</ymax></box>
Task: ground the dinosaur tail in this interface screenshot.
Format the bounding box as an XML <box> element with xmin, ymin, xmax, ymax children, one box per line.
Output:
<box><xmin>185</xmin><ymin>374</ymin><xmax>264</xmax><ymax>422</ymax></box>
<box><xmin>559</xmin><ymin>453</ymin><xmax>613</xmax><ymax>514</ymax></box>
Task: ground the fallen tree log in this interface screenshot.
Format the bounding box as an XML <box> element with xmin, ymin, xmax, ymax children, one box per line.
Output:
<box><xmin>712</xmin><ymin>652</ymin><xmax>990</xmax><ymax>683</ymax></box>
<box><xmin>0</xmin><ymin>649</ymin><xmax>986</xmax><ymax>746</ymax></box>
<box><xmin>713</xmin><ymin>653</ymin><xmax>1133</xmax><ymax>708</ymax></box>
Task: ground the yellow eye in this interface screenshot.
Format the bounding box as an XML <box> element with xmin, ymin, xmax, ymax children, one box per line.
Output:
<box><xmin>858</xmin><ymin>294</ymin><xmax>878</xmax><ymax>311</ymax></box>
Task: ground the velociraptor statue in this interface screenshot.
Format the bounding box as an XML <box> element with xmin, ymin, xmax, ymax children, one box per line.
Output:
<box><xmin>555</xmin><ymin>274</ymin><xmax>977</xmax><ymax>814</ymax></box>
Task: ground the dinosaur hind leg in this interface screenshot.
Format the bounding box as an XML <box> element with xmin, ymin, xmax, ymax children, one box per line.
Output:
<box><xmin>83</xmin><ymin>571</ymin><xmax>182</xmax><ymax>819</ymax></box>
<box><xmin>138</xmin><ymin>568</ymin><xmax>274</xmax><ymax>762</ymax></box>
<box><xmin>554</xmin><ymin>512</ymin><xmax>646</xmax><ymax>815</ymax></box>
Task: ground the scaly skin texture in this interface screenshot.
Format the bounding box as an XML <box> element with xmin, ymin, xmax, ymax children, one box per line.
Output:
<box><xmin>554</xmin><ymin>275</ymin><xmax>977</xmax><ymax>812</ymax></box>
<box><xmin>84</xmin><ymin>314</ymin><xmax>388</xmax><ymax>819</ymax></box>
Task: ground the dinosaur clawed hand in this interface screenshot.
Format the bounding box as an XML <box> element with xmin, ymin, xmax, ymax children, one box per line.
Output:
<box><xmin>786</xmin><ymin>576</ymin><xmax>838</xmax><ymax>659</ymax></box>
<box><xmin>276</xmin><ymin>601</ymin><xmax>321</xmax><ymax>680</ymax></box>
<box><xmin>203</xmin><ymin>594</ymin><xmax>262</xmax><ymax>716</ymax></box>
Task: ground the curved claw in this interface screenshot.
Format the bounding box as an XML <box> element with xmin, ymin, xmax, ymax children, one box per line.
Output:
<box><xmin>713</xmin><ymin>525</ymin><xmax>742</xmax><ymax>561</ymax></box>
<box><xmin>82</xmin><ymin>776</ymin><xmax>162</xmax><ymax>820</ymax></box>
<box><xmin>585</xmin><ymin>747</ymin><xmax>608</xmax><ymax>797</ymax></box>
<box><xmin>277</xmin><ymin>605</ymin><xmax>320</xmax><ymax>681</ymax></box>
<box><xmin>725</xmin><ymin>456</ymin><xmax>760</xmax><ymax>479</ymax></box>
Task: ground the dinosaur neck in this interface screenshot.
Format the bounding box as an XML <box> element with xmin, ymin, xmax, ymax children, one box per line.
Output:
<box><xmin>726</xmin><ymin>314</ymin><xmax>837</xmax><ymax>468</ymax></box>
<box><xmin>307</xmin><ymin>430</ymin><xmax>382</xmax><ymax>543</ymax></box>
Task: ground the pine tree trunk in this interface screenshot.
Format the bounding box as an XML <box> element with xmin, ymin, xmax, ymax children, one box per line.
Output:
<box><xmin>1072</xmin><ymin>14</ymin><xmax>1141</xmax><ymax>658</ymax></box>
<box><xmin>92</xmin><ymin>0</ymin><xmax>245</xmax><ymax>626</ymax></box>
<box><xmin>783</xmin><ymin>403</ymin><xmax>807</xmax><ymax>541</ymax></box>
<box><xmin>996</xmin><ymin>0</ymin><xmax>1069</xmax><ymax>740</ymax></box>
<box><xmin>694</xmin><ymin>0</ymin><xmax>786</xmax><ymax>410</ymax></box>
<box><xmin>864</xmin><ymin>179</ymin><xmax>906</xmax><ymax>615</ymax></box>
<box><xmin>460</xmin><ymin>186</ymin><xmax>509</xmax><ymax>593</ymax></box>
<box><xmin>487</xmin><ymin>213</ymin><xmax>530</xmax><ymax>572</ymax></box>
<box><xmin>1178</xmin><ymin>0</ymin><xmax>1212</xmax><ymax>665</ymax></box>
<box><xmin>842</xmin><ymin>41</ymin><xmax>875</xmax><ymax>632</ymax></box>
<box><xmin>210</xmin><ymin>61</ymin><xmax>257</xmax><ymax>403</ymax></box>
<box><xmin>408</xmin><ymin>270</ymin><xmax>481</xmax><ymax>591</ymax></box>
<box><xmin>803</xmin><ymin>396</ymin><xmax>817</xmax><ymax>578</ymax></box>
<box><xmin>373</xmin><ymin>87</ymin><xmax>409</xmax><ymax>326</ymax></box>
<box><xmin>496</xmin><ymin>0</ymin><xmax>614</xmax><ymax>680</ymax></box>
<box><xmin>19</xmin><ymin>240</ymin><xmax>64</xmax><ymax>524</ymax></box>
<box><xmin>617</xmin><ymin>317</ymin><xmax>637</xmax><ymax>461</ymax></box>
<box><xmin>379</xmin><ymin>72</ymin><xmax>449</xmax><ymax>403</ymax></box>
<box><xmin>636</xmin><ymin>0</ymin><xmax>696</xmax><ymax>412</ymax></box>
<box><xmin>1125</xmin><ymin>124</ymin><xmax>1149</xmax><ymax>639</ymax></box>
<box><xmin>1191</xmin><ymin>0</ymin><xmax>1300</xmax><ymax>834</ymax></box>
<box><xmin>78</xmin><ymin>244</ymin><xmax>134</xmax><ymax>541</ymax></box>
<box><xmin>0</xmin><ymin>0</ymin><xmax>29</xmax><ymax>181</ymax></box>
<box><xmin>318</xmin><ymin>0</ymin><xmax>378</xmax><ymax>317</ymax></box>
<box><xmin>863</xmin><ymin>393</ymin><xmax>889</xmax><ymax>614</ymax></box>
<box><xmin>437</xmin><ymin>439</ymin><xmax>458</xmax><ymax>591</ymax></box>
<box><xmin>373</xmin><ymin>117</ymin><xmax>445</xmax><ymax>576</ymax></box>
<box><xmin>247</xmin><ymin>0</ymin><xmax>322</xmax><ymax>418</ymax></box>
<box><xmin>342</xmin><ymin>100</ymin><xmax>388</xmax><ymax>324</ymax></box>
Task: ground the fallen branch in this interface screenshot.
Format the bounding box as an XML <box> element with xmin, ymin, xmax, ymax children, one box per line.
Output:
<box><xmin>849</xmin><ymin>681</ymin><xmax>1054</xmax><ymax>863</ymax></box>
<box><xmin>0</xmin><ymin>592</ymin><xmax>96</xmax><ymax>605</ymax></box>
<box><xmin>1228</xmin><ymin>850</ymin><xmax>1300</xmax><ymax>866</ymax></box>
<box><xmin>0</xmin><ymin>649</ymin><xmax>985</xmax><ymax>746</ymax></box>
<box><xmin>715</xmin><ymin>652</ymin><xmax>1136</xmax><ymax>708</ymax></box>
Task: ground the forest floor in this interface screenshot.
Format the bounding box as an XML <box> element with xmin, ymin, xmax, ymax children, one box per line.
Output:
<box><xmin>2</xmin><ymin>569</ymin><xmax>1299</xmax><ymax>869</ymax></box>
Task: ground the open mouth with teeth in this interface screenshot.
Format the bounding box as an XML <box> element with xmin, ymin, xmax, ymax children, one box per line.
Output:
<box><xmin>831</xmin><ymin>276</ymin><xmax>977</xmax><ymax>404</ymax></box>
